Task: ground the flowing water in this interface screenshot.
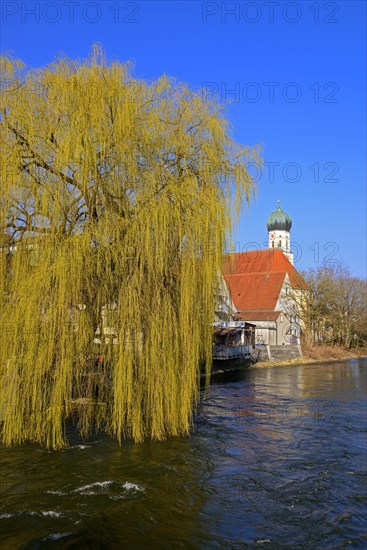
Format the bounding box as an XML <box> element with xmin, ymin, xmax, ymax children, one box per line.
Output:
<box><xmin>0</xmin><ymin>358</ymin><xmax>366</xmax><ymax>549</ymax></box>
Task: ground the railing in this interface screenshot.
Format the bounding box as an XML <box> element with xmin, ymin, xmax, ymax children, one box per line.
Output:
<box><xmin>213</xmin><ymin>344</ymin><xmax>252</xmax><ymax>360</ymax></box>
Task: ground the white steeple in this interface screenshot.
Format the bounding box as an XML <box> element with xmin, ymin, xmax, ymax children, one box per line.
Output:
<box><xmin>267</xmin><ymin>200</ymin><xmax>294</xmax><ymax>264</ymax></box>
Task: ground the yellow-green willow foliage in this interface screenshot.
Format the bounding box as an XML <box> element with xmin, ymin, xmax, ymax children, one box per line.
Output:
<box><xmin>0</xmin><ymin>46</ymin><xmax>261</xmax><ymax>449</ymax></box>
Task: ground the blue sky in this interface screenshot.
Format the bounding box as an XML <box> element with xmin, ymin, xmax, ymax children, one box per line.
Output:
<box><xmin>1</xmin><ymin>0</ymin><xmax>366</xmax><ymax>277</ymax></box>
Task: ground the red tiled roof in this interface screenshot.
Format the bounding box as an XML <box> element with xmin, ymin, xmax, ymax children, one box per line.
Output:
<box><xmin>224</xmin><ymin>249</ymin><xmax>308</xmax><ymax>290</ymax></box>
<box><xmin>225</xmin><ymin>272</ymin><xmax>285</xmax><ymax>311</ymax></box>
<box><xmin>237</xmin><ymin>310</ymin><xmax>281</xmax><ymax>321</ymax></box>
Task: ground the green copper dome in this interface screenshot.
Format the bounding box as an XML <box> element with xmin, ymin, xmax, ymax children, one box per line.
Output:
<box><xmin>267</xmin><ymin>201</ymin><xmax>292</xmax><ymax>231</ymax></box>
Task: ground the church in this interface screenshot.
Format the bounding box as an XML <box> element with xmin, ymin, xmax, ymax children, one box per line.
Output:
<box><xmin>223</xmin><ymin>202</ymin><xmax>308</xmax><ymax>347</ymax></box>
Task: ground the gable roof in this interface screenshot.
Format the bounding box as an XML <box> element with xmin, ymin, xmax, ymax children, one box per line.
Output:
<box><xmin>236</xmin><ymin>310</ymin><xmax>281</xmax><ymax>321</ymax></box>
<box><xmin>225</xmin><ymin>272</ymin><xmax>286</xmax><ymax>311</ymax></box>
<box><xmin>224</xmin><ymin>249</ymin><xmax>308</xmax><ymax>290</ymax></box>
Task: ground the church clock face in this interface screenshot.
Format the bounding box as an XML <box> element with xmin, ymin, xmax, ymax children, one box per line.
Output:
<box><xmin>270</xmin><ymin>232</ymin><xmax>275</xmax><ymax>240</ymax></box>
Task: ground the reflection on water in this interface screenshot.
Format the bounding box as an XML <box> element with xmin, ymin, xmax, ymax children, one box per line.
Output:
<box><xmin>0</xmin><ymin>358</ymin><xmax>366</xmax><ymax>549</ymax></box>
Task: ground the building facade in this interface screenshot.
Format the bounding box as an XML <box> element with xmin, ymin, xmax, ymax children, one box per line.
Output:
<box><xmin>223</xmin><ymin>203</ymin><xmax>308</xmax><ymax>346</ymax></box>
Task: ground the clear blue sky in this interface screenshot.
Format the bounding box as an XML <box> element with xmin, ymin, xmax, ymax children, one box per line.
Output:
<box><xmin>1</xmin><ymin>0</ymin><xmax>366</xmax><ymax>277</ymax></box>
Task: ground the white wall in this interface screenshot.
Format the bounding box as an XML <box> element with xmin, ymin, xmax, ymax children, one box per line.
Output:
<box><xmin>268</xmin><ymin>230</ymin><xmax>293</xmax><ymax>264</ymax></box>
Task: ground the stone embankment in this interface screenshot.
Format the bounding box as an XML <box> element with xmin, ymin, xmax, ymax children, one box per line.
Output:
<box><xmin>255</xmin><ymin>344</ymin><xmax>301</xmax><ymax>362</ymax></box>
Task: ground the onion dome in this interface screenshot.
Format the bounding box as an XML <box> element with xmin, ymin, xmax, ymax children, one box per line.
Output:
<box><xmin>267</xmin><ymin>201</ymin><xmax>292</xmax><ymax>231</ymax></box>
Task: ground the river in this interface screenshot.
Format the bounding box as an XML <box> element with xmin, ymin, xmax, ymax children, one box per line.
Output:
<box><xmin>0</xmin><ymin>358</ymin><xmax>366</xmax><ymax>549</ymax></box>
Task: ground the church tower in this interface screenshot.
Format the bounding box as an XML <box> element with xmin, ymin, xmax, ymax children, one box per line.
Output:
<box><xmin>267</xmin><ymin>201</ymin><xmax>294</xmax><ymax>264</ymax></box>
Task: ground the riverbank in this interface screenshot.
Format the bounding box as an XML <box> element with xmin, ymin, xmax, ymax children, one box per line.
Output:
<box><xmin>254</xmin><ymin>345</ymin><xmax>367</xmax><ymax>368</ymax></box>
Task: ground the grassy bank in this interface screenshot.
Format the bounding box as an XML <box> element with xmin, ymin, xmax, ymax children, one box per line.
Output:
<box><xmin>254</xmin><ymin>344</ymin><xmax>367</xmax><ymax>368</ymax></box>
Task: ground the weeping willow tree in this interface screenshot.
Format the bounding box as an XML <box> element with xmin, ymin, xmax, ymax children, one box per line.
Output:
<box><xmin>0</xmin><ymin>46</ymin><xmax>260</xmax><ymax>449</ymax></box>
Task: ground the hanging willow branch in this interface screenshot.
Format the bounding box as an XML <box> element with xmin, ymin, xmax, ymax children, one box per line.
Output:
<box><xmin>0</xmin><ymin>45</ymin><xmax>261</xmax><ymax>449</ymax></box>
